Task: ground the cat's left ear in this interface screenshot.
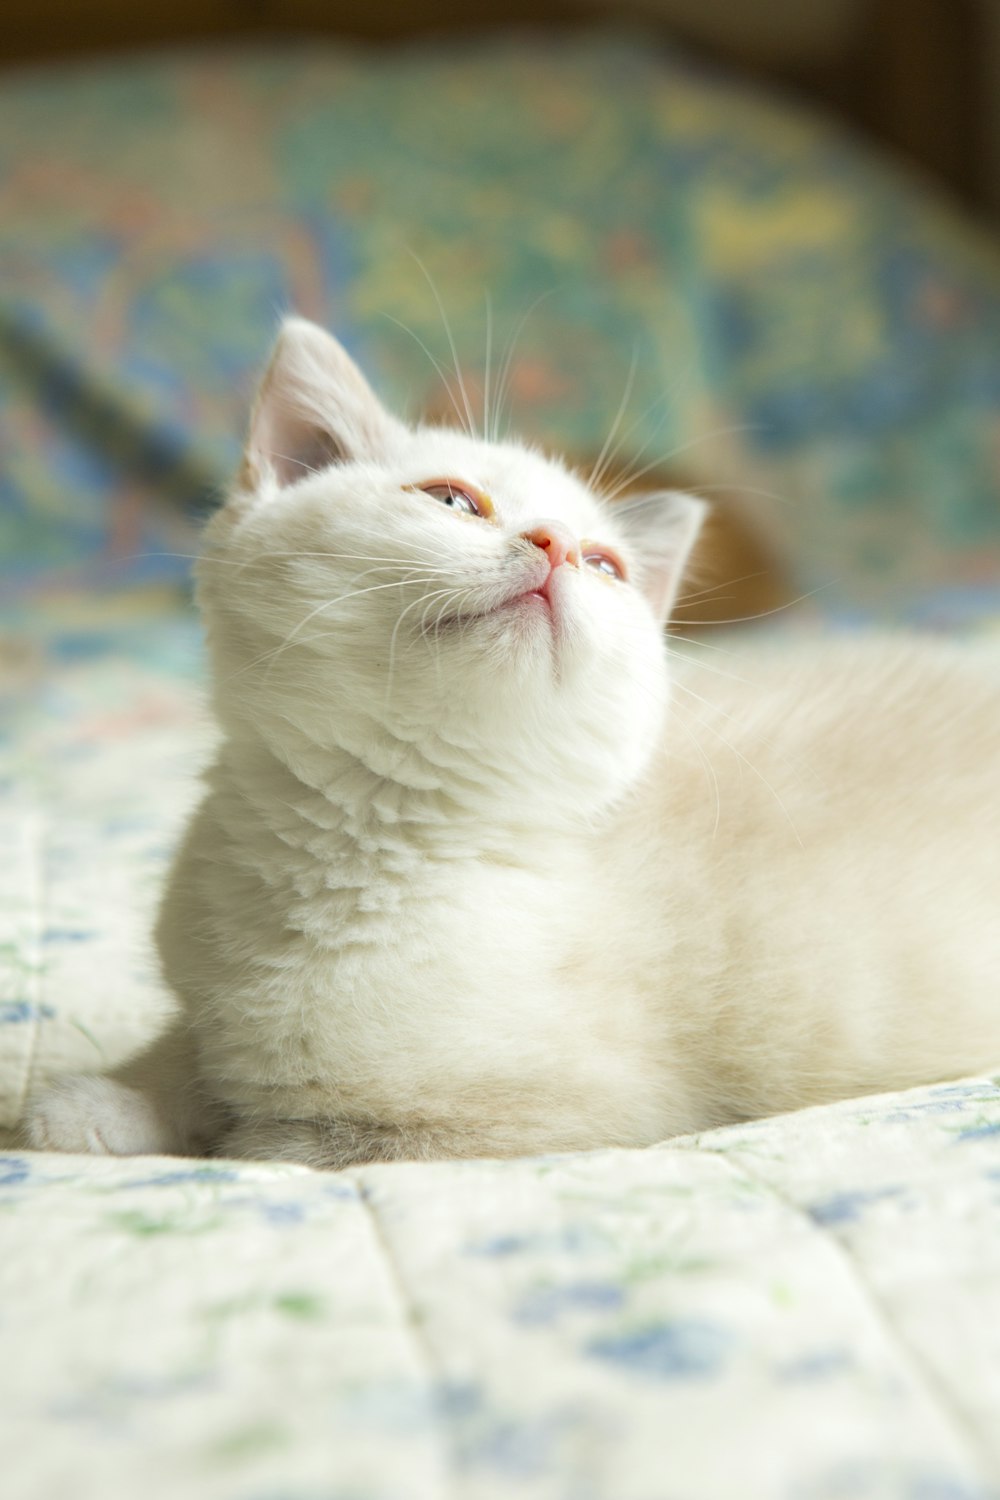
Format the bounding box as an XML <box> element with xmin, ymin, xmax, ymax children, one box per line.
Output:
<box><xmin>236</xmin><ymin>317</ymin><xmax>404</xmax><ymax>494</ymax></box>
<box><xmin>614</xmin><ymin>491</ymin><xmax>707</xmax><ymax>624</ymax></box>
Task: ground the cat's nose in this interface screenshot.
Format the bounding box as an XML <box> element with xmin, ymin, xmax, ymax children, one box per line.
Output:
<box><xmin>521</xmin><ymin>522</ymin><xmax>580</xmax><ymax>570</ymax></box>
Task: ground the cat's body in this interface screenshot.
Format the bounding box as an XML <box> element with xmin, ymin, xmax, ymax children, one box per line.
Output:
<box><xmin>26</xmin><ymin>320</ymin><xmax>1000</xmax><ymax>1166</ymax></box>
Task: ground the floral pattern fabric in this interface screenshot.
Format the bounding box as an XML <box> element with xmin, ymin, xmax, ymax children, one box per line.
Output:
<box><xmin>4</xmin><ymin>1080</ymin><xmax>1000</xmax><ymax>1499</ymax></box>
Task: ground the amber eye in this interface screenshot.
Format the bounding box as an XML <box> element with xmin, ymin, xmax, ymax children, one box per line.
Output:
<box><xmin>582</xmin><ymin>548</ymin><xmax>627</xmax><ymax>582</ymax></box>
<box><xmin>416</xmin><ymin>480</ymin><xmax>488</xmax><ymax>518</ymax></box>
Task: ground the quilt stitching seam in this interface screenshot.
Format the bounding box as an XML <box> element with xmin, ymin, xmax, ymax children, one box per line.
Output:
<box><xmin>15</xmin><ymin>812</ymin><xmax>45</xmax><ymax>1124</ymax></box>
<box><xmin>705</xmin><ymin>1144</ymin><xmax>997</xmax><ymax>1490</ymax></box>
<box><xmin>354</xmin><ymin>1173</ymin><xmax>462</xmax><ymax>1500</ymax></box>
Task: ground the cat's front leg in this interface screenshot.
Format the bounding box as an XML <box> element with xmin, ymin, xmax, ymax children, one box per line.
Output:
<box><xmin>22</xmin><ymin>1022</ymin><xmax>213</xmax><ymax>1157</ymax></box>
<box><xmin>25</xmin><ymin>1074</ymin><xmax>184</xmax><ymax>1156</ymax></box>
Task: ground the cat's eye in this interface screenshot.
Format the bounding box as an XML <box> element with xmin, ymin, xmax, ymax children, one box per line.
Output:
<box><xmin>411</xmin><ymin>479</ymin><xmax>493</xmax><ymax>520</ymax></box>
<box><xmin>582</xmin><ymin>547</ymin><xmax>627</xmax><ymax>582</ymax></box>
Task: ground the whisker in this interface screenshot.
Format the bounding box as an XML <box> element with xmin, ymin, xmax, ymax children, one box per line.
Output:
<box><xmin>431</xmin><ymin>585</ymin><xmax>480</xmax><ymax>693</ymax></box>
<box><xmin>592</xmin><ymin>400</ymin><xmax>671</xmax><ymax>504</ymax></box>
<box><xmin>384</xmin><ymin>585</ymin><xmax>461</xmax><ymax>708</ymax></box>
<box><xmin>590</xmin><ymin>338</ymin><xmax>710</xmax><ymax>501</ymax></box>
<box><xmin>669</xmin><ymin>657</ymin><xmax>822</xmax><ymax>792</ymax></box>
<box><xmin>590</xmin><ymin>378</ymin><xmax>685</xmax><ymax>504</ymax></box>
<box><xmin>671</xmin><ymin>584</ymin><xmax>833</xmax><ymax>626</ymax></box>
<box><xmin>483</xmin><ymin>292</ymin><xmax>493</xmax><ymax>445</ymax></box>
<box><xmin>599</xmin><ymin>423</ymin><xmax>761</xmax><ymax>504</ymax></box>
<box><xmin>220</xmin><ymin>546</ymin><xmax>447</xmax><ymax>578</ymax></box>
<box><xmin>429</xmin><ymin>583</ymin><xmax>478</xmax><ymax>641</ymax></box>
<box><xmin>599</xmin><ymin>446</ymin><xmax>678</xmax><ymax>505</ymax></box>
<box><xmin>381</xmin><ymin>313</ymin><xmax>472</xmax><ymax>436</ymax></box>
<box><xmin>664</xmin><ymin>642</ymin><xmax>752</xmax><ymax>689</ymax></box>
<box><xmin>587</xmin><ymin>343</ymin><xmax>639</xmax><ymax>493</ymax></box>
<box><xmin>673</xmin><ymin>680</ymin><xmax>803</xmax><ymax>846</ymax></box>
<box><xmin>672</xmin><ymin>710</ymin><xmax>723</xmax><ymax>839</ymax></box>
<box><xmin>675</xmin><ymin>571</ymin><xmax>769</xmax><ymax>605</ymax></box>
<box><xmin>270</xmin><ymin>451</ymin><xmax>324</xmax><ymax>478</ymax></box>
<box><xmin>127</xmin><ymin>550</ymin><xmax>239</xmax><ymax>567</ymax></box>
<box><xmin>590</xmin><ymin>370</ymin><xmax>703</xmax><ymax>505</ymax></box>
<box><xmin>491</xmin><ymin>289</ymin><xmax>555</xmax><ymax>441</ymax></box>
<box><xmin>679</xmin><ymin>480</ymin><xmax>794</xmax><ymax>508</ymax></box>
<box><xmin>666</xmin><ymin>630</ymin><xmax>746</xmax><ymax>659</ymax></box>
<box><xmin>409</xmin><ymin>250</ymin><xmax>477</xmax><ymax>438</ymax></box>
<box><xmin>226</xmin><ymin>578</ymin><xmax>428</xmax><ymax>683</ymax></box>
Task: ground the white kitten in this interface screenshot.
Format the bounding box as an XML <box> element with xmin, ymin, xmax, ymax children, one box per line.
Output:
<box><xmin>27</xmin><ymin>318</ymin><xmax>1000</xmax><ymax>1166</ymax></box>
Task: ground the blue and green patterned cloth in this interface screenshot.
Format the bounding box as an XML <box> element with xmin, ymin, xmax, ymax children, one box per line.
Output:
<box><xmin>8</xmin><ymin>1081</ymin><xmax>1000</xmax><ymax>1499</ymax></box>
<box><xmin>2</xmin><ymin>31</ymin><xmax>1000</xmax><ymax>620</ymax></box>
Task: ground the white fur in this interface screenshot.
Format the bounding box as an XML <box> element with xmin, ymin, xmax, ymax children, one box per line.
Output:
<box><xmin>25</xmin><ymin>319</ymin><xmax>1000</xmax><ymax>1166</ymax></box>
<box><xmin>29</xmin><ymin>1077</ymin><xmax>177</xmax><ymax>1156</ymax></box>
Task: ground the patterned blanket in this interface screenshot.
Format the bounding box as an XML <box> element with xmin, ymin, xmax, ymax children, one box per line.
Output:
<box><xmin>6</xmin><ymin>1084</ymin><xmax>1000</xmax><ymax>1499</ymax></box>
<box><xmin>3</xmin><ymin>32</ymin><xmax>1000</xmax><ymax>617</ymax></box>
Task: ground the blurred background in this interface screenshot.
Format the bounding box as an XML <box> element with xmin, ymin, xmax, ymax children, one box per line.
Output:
<box><xmin>2</xmin><ymin>0</ymin><xmax>1000</xmax><ymax>644</ymax></box>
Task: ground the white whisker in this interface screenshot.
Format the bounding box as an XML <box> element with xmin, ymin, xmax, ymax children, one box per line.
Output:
<box><xmin>381</xmin><ymin>313</ymin><xmax>471</xmax><ymax>436</ymax></box>
<box><xmin>383</xmin><ymin>585</ymin><xmax>461</xmax><ymax>709</ymax></box>
<box><xmin>409</xmin><ymin>251</ymin><xmax>476</xmax><ymax>438</ymax></box>
<box><xmin>587</xmin><ymin>344</ymin><xmax>639</xmax><ymax>493</ymax></box>
<box><xmin>491</xmin><ymin>289</ymin><xmax>554</xmax><ymax>441</ymax></box>
<box><xmin>670</xmin><ymin>584</ymin><xmax>832</xmax><ymax>627</ymax></box>
<box><xmin>227</xmin><ymin>578</ymin><xmax>430</xmax><ymax>684</ymax></box>
<box><xmin>482</xmin><ymin>293</ymin><xmax>493</xmax><ymax>445</ymax></box>
<box><xmin>675</xmin><ymin>571</ymin><xmax>769</xmax><ymax>605</ymax></box>
<box><xmin>672</xmin><ymin>710</ymin><xmax>723</xmax><ymax>839</ymax></box>
<box><xmin>270</xmin><ymin>451</ymin><xmax>324</xmax><ymax>478</ymax></box>
<box><xmin>599</xmin><ymin>424</ymin><xmax>760</xmax><ymax>504</ymax></box>
<box><xmin>673</xmin><ymin>680</ymin><xmax>803</xmax><ymax>846</ymax></box>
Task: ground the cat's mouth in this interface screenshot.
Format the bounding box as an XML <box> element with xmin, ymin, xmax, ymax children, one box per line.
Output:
<box><xmin>435</xmin><ymin>574</ymin><xmax>558</xmax><ymax>632</ymax></box>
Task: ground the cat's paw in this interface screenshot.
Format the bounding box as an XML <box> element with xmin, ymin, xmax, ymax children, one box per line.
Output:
<box><xmin>24</xmin><ymin>1075</ymin><xmax>180</xmax><ymax>1156</ymax></box>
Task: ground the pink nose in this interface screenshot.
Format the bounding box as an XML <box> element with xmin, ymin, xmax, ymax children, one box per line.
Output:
<box><xmin>521</xmin><ymin>522</ymin><xmax>580</xmax><ymax>570</ymax></box>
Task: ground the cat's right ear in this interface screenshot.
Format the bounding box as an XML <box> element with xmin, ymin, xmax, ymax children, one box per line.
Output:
<box><xmin>615</xmin><ymin>490</ymin><xmax>708</xmax><ymax>624</ymax></box>
<box><xmin>235</xmin><ymin>317</ymin><xmax>403</xmax><ymax>495</ymax></box>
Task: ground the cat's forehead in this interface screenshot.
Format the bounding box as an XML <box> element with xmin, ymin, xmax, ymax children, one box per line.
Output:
<box><xmin>403</xmin><ymin>428</ymin><xmax>607</xmax><ymax>534</ymax></box>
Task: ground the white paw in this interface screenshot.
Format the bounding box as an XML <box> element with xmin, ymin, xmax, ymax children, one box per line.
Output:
<box><xmin>25</xmin><ymin>1076</ymin><xmax>178</xmax><ymax>1156</ymax></box>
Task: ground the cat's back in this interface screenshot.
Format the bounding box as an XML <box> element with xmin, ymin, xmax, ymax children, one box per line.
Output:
<box><xmin>590</xmin><ymin>634</ymin><xmax>1000</xmax><ymax>1124</ymax></box>
<box><xmin>658</xmin><ymin>632</ymin><xmax>999</xmax><ymax>839</ymax></box>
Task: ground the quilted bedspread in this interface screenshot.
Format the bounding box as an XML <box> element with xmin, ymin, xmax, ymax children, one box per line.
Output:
<box><xmin>3</xmin><ymin>615</ymin><xmax>1000</xmax><ymax>1500</ymax></box>
<box><xmin>4</xmin><ymin>1078</ymin><xmax>1000</xmax><ymax>1500</ymax></box>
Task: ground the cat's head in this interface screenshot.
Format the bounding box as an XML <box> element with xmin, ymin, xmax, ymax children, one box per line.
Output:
<box><xmin>199</xmin><ymin>318</ymin><xmax>704</xmax><ymax>826</ymax></box>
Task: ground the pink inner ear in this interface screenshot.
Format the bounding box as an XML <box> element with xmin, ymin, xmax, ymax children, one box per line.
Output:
<box><xmin>237</xmin><ymin>316</ymin><xmax>401</xmax><ymax>494</ymax></box>
<box><xmin>255</xmin><ymin>403</ymin><xmax>343</xmax><ymax>488</ymax></box>
<box><xmin>641</xmin><ymin>559</ymin><xmax>679</xmax><ymax>623</ymax></box>
<box><xmin>616</xmin><ymin>492</ymin><xmax>708</xmax><ymax>624</ymax></box>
